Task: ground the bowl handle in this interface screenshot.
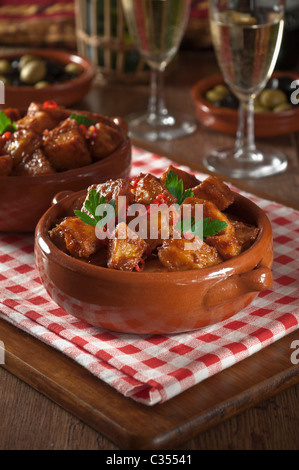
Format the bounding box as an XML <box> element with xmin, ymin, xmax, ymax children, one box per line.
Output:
<box><xmin>203</xmin><ymin>264</ymin><xmax>273</xmax><ymax>309</ymax></box>
<box><xmin>51</xmin><ymin>191</ymin><xmax>74</xmax><ymax>206</ymax></box>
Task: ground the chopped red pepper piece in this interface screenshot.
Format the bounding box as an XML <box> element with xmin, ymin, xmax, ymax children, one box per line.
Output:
<box><xmin>86</xmin><ymin>125</ymin><xmax>98</xmax><ymax>139</ymax></box>
<box><xmin>152</xmin><ymin>193</ymin><xmax>168</xmax><ymax>205</ymax></box>
<box><xmin>131</xmin><ymin>178</ymin><xmax>139</xmax><ymax>189</ymax></box>
<box><xmin>135</xmin><ymin>258</ymin><xmax>145</xmax><ymax>272</ymax></box>
<box><xmin>1</xmin><ymin>131</ymin><xmax>12</xmax><ymax>141</ymax></box>
<box><xmin>79</xmin><ymin>124</ymin><xmax>87</xmax><ymax>134</ymax></box>
<box><xmin>43</xmin><ymin>100</ymin><xmax>57</xmax><ymax>110</ymax></box>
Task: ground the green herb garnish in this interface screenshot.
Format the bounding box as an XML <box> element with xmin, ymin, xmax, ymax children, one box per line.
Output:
<box><xmin>69</xmin><ymin>113</ymin><xmax>94</xmax><ymax>128</ymax></box>
<box><xmin>165</xmin><ymin>170</ymin><xmax>194</xmax><ymax>205</ymax></box>
<box><xmin>177</xmin><ymin>216</ymin><xmax>228</xmax><ymax>240</ymax></box>
<box><xmin>74</xmin><ymin>188</ymin><xmax>116</xmax><ymax>227</ymax></box>
<box><xmin>0</xmin><ymin>111</ymin><xmax>17</xmax><ymax>134</ymax></box>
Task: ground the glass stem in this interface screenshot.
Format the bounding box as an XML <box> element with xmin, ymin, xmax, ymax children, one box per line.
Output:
<box><xmin>235</xmin><ymin>97</ymin><xmax>258</xmax><ymax>160</ymax></box>
<box><xmin>148</xmin><ymin>68</ymin><xmax>168</xmax><ymax>123</ymax></box>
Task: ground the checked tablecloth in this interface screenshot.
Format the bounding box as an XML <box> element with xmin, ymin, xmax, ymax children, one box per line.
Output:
<box><xmin>0</xmin><ymin>147</ymin><xmax>299</xmax><ymax>405</ymax></box>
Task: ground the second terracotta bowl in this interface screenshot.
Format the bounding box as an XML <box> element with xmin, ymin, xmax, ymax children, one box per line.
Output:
<box><xmin>0</xmin><ymin>111</ymin><xmax>131</xmax><ymax>232</ymax></box>
<box><xmin>191</xmin><ymin>71</ymin><xmax>299</xmax><ymax>137</ymax></box>
<box><xmin>35</xmin><ymin>189</ymin><xmax>273</xmax><ymax>335</ymax></box>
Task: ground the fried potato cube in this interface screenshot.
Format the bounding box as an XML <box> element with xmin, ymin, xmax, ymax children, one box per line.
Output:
<box><xmin>17</xmin><ymin>102</ymin><xmax>68</xmax><ymax>135</ymax></box>
<box><xmin>107</xmin><ymin>222</ymin><xmax>148</xmax><ymax>271</ymax></box>
<box><xmin>228</xmin><ymin>217</ymin><xmax>259</xmax><ymax>251</ymax></box>
<box><xmin>202</xmin><ymin>199</ymin><xmax>241</xmax><ymax>259</ymax></box>
<box><xmin>192</xmin><ymin>176</ymin><xmax>234</xmax><ymax>211</ymax></box>
<box><xmin>49</xmin><ymin>225</ymin><xmax>68</xmax><ymax>254</ymax></box>
<box><xmin>158</xmin><ymin>236</ymin><xmax>222</xmax><ymax>271</ymax></box>
<box><xmin>160</xmin><ymin>165</ymin><xmax>200</xmax><ymax>189</ymax></box>
<box><xmin>52</xmin><ymin>216</ymin><xmax>102</xmax><ymax>258</ymax></box>
<box><xmin>82</xmin><ymin>178</ymin><xmax>134</xmax><ymax>219</ymax></box>
<box><xmin>144</xmin><ymin>204</ymin><xmax>178</xmax><ymax>252</ymax></box>
<box><xmin>43</xmin><ymin>118</ymin><xmax>92</xmax><ymax>171</ymax></box>
<box><xmin>86</xmin><ymin>121</ymin><xmax>123</xmax><ymax>161</ymax></box>
<box><xmin>3</xmin><ymin>129</ymin><xmax>42</xmax><ymax>167</ymax></box>
<box><xmin>134</xmin><ymin>173</ymin><xmax>177</xmax><ymax>205</ymax></box>
<box><xmin>17</xmin><ymin>112</ymin><xmax>59</xmax><ymax>135</ymax></box>
<box><xmin>182</xmin><ymin>197</ymin><xmax>242</xmax><ymax>260</ymax></box>
<box><xmin>0</xmin><ymin>155</ymin><xmax>13</xmax><ymax>176</ymax></box>
<box><xmin>89</xmin><ymin>178</ymin><xmax>134</xmax><ymax>203</ymax></box>
<box><xmin>27</xmin><ymin>101</ymin><xmax>68</xmax><ymax>122</ymax></box>
<box><xmin>2</xmin><ymin>108</ymin><xmax>21</xmax><ymax>122</ymax></box>
<box><xmin>12</xmin><ymin>149</ymin><xmax>55</xmax><ymax>176</ymax></box>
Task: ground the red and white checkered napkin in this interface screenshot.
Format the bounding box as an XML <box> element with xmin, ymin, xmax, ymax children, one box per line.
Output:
<box><xmin>0</xmin><ymin>147</ymin><xmax>299</xmax><ymax>406</ymax></box>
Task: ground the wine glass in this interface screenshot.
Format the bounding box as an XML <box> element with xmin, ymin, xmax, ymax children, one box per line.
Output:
<box><xmin>204</xmin><ymin>0</ymin><xmax>288</xmax><ymax>179</ymax></box>
<box><xmin>121</xmin><ymin>0</ymin><xmax>197</xmax><ymax>141</ymax></box>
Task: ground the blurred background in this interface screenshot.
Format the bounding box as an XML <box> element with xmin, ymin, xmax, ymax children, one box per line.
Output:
<box><xmin>0</xmin><ymin>0</ymin><xmax>298</xmax><ymax>83</ymax></box>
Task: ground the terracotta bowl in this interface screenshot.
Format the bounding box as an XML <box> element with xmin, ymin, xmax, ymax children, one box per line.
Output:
<box><xmin>0</xmin><ymin>111</ymin><xmax>131</xmax><ymax>232</ymax></box>
<box><xmin>35</xmin><ymin>189</ymin><xmax>273</xmax><ymax>335</ymax></box>
<box><xmin>191</xmin><ymin>71</ymin><xmax>299</xmax><ymax>137</ymax></box>
<box><xmin>0</xmin><ymin>49</ymin><xmax>96</xmax><ymax>109</ymax></box>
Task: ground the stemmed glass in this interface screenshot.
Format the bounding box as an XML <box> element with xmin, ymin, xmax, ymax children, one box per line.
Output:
<box><xmin>204</xmin><ymin>0</ymin><xmax>288</xmax><ymax>178</ymax></box>
<box><xmin>121</xmin><ymin>0</ymin><xmax>197</xmax><ymax>141</ymax></box>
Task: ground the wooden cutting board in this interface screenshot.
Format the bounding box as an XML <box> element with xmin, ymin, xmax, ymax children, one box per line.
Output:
<box><xmin>0</xmin><ymin>151</ymin><xmax>299</xmax><ymax>450</ymax></box>
<box><xmin>1</xmin><ymin>320</ymin><xmax>298</xmax><ymax>450</ymax></box>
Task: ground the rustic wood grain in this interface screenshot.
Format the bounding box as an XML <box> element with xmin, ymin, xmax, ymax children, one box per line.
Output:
<box><xmin>0</xmin><ymin>319</ymin><xmax>298</xmax><ymax>450</ymax></box>
<box><xmin>1</xmin><ymin>365</ymin><xmax>298</xmax><ymax>450</ymax></box>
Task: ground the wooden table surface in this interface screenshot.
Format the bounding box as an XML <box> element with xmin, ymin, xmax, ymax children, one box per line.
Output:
<box><xmin>0</xmin><ymin>49</ymin><xmax>299</xmax><ymax>450</ymax></box>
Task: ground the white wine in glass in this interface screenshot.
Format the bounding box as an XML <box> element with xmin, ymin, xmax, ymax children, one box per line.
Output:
<box><xmin>204</xmin><ymin>0</ymin><xmax>288</xmax><ymax>178</ymax></box>
<box><xmin>121</xmin><ymin>0</ymin><xmax>197</xmax><ymax>141</ymax></box>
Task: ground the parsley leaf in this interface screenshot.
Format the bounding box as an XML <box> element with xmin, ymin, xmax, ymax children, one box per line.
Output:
<box><xmin>0</xmin><ymin>111</ymin><xmax>17</xmax><ymax>134</ymax></box>
<box><xmin>73</xmin><ymin>210</ymin><xmax>97</xmax><ymax>226</ymax></box>
<box><xmin>69</xmin><ymin>113</ymin><xmax>94</xmax><ymax>128</ymax></box>
<box><xmin>74</xmin><ymin>188</ymin><xmax>116</xmax><ymax>227</ymax></box>
<box><xmin>202</xmin><ymin>218</ymin><xmax>228</xmax><ymax>238</ymax></box>
<box><xmin>177</xmin><ymin>216</ymin><xmax>228</xmax><ymax>240</ymax></box>
<box><xmin>165</xmin><ymin>170</ymin><xmax>194</xmax><ymax>205</ymax></box>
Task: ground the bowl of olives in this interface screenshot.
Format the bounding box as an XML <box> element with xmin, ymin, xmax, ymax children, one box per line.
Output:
<box><xmin>0</xmin><ymin>49</ymin><xmax>96</xmax><ymax>108</ymax></box>
<box><xmin>191</xmin><ymin>71</ymin><xmax>299</xmax><ymax>137</ymax></box>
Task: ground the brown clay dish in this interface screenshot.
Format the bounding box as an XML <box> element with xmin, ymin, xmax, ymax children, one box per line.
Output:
<box><xmin>0</xmin><ymin>49</ymin><xmax>95</xmax><ymax>108</ymax></box>
<box><xmin>191</xmin><ymin>71</ymin><xmax>299</xmax><ymax>137</ymax></box>
<box><xmin>0</xmin><ymin>107</ymin><xmax>131</xmax><ymax>232</ymax></box>
<box><xmin>35</xmin><ymin>181</ymin><xmax>273</xmax><ymax>335</ymax></box>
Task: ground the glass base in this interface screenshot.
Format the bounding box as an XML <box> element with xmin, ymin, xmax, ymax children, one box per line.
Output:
<box><xmin>125</xmin><ymin>110</ymin><xmax>197</xmax><ymax>141</ymax></box>
<box><xmin>203</xmin><ymin>147</ymin><xmax>288</xmax><ymax>179</ymax></box>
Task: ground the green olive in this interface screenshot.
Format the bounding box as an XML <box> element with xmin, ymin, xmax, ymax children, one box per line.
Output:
<box><xmin>64</xmin><ymin>62</ymin><xmax>82</xmax><ymax>76</ymax></box>
<box><xmin>213</xmin><ymin>84</ymin><xmax>230</xmax><ymax>98</ymax></box>
<box><xmin>20</xmin><ymin>59</ymin><xmax>47</xmax><ymax>84</ymax></box>
<box><xmin>34</xmin><ymin>80</ymin><xmax>50</xmax><ymax>88</ymax></box>
<box><xmin>0</xmin><ymin>75</ymin><xmax>11</xmax><ymax>85</ymax></box>
<box><xmin>205</xmin><ymin>89</ymin><xmax>223</xmax><ymax>103</ymax></box>
<box><xmin>259</xmin><ymin>88</ymin><xmax>288</xmax><ymax>109</ymax></box>
<box><xmin>254</xmin><ymin>105</ymin><xmax>269</xmax><ymax>113</ymax></box>
<box><xmin>18</xmin><ymin>54</ymin><xmax>38</xmax><ymax>70</ymax></box>
<box><xmin>0</xmin><ymin>59</ymin><xmax>12</xmax><ymax>75</ymax></box>
<box><xmin>273</xmin><ymin>102</ymin><xmax>293</xmax><ymax>112</ymax></box>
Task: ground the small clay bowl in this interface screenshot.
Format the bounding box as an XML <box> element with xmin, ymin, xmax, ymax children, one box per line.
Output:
<box><xmin>0</xmin><ymin>111</ymin><xmax>131</xmax><ymax>232</ymax></box>
<box><xmin>35</xmin><ymin>189</ymin><xmax>273</xmax><ymax>335</ymax></box>
<box><xmin>0</xmin><ymin>49</ymin><xmax>96</xmax><ymax>108</ymax></box>
<box><xmin>191</xmin><ymin>71</ymin><xmax>299</xmax><ymax>137</ymax></box>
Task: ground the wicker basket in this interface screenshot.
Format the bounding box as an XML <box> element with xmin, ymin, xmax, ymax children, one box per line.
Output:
<box><xmin>75</xmin><ymin>0</ymin><xmax>148</xmax><ymax>83</ymax></box>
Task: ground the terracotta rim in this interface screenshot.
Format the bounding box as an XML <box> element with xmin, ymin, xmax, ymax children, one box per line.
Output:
<box><xmin>36</xmin><ymin>190</ymin><xmax>272</xmax><ymax>284</ymax></box>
